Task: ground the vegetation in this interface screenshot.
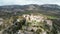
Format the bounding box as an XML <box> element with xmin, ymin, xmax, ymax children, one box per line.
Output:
<box><xmin>0</xmin><ymin>4</ymin><xmax>60</xmax><ymax>34</ymax></box>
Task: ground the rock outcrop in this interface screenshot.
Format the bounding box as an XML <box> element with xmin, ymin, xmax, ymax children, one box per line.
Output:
<box><xmin>0</xmin><ymin>14</ymin><xmax>60</xmax><ymax>34</ymax></box>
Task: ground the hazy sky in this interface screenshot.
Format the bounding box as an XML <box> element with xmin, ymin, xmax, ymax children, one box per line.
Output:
<box><xmin>0</xmin><ymin>0</ymin><xmax>60</xmax><ymax>5</ymax></box>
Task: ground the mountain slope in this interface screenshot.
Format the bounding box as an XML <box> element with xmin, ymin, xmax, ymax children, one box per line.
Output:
<box><xmin>0</xmin><ymin>4</ymin><xmax>60</xmax><ymax>17</ymax></box>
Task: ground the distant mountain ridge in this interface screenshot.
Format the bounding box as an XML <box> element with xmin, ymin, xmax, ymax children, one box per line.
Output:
<box><xmin>0</xmin><ymin>4</ymin><xmax>60</xmax><ymax>17</ymax></box>
<box><xmin>0</xmin><ymin>4</ymin><xmax>60</xmax><ymax>11</ymax></box>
